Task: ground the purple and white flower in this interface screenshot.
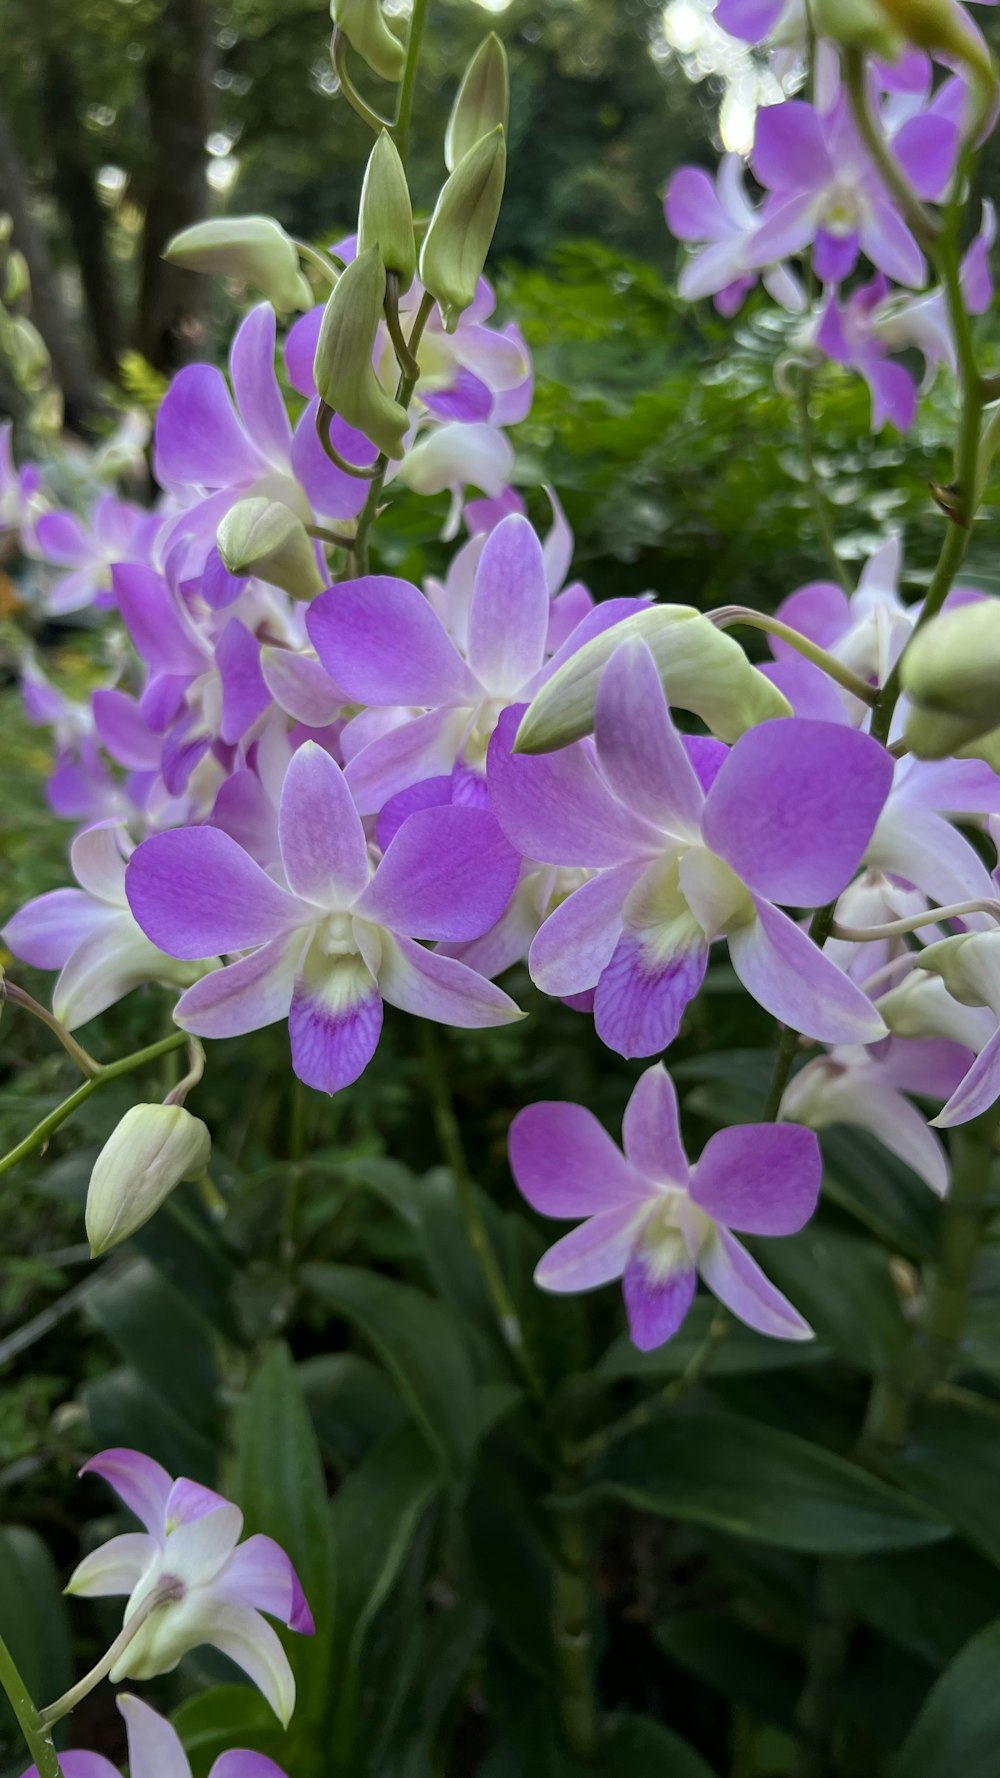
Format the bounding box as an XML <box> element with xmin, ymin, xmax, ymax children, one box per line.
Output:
<box><xmin>23</xmin><ymin>1693</ymin><xmax>288</xmax><ymax>1778</ymax></box>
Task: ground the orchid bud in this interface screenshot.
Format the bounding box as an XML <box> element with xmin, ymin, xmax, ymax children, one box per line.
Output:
<box><xmin>915</xmin><ymin>930</ymin><xmax>1000</xmax><ymax>1007</ymax></box>
<box><xmin>445</xmin><ymin>34</ymin><xmax>510</xmax><ymax>172</ymax></box>
<box><xmin>902</xmin><ymin>599</ymin><xmax>1000</xmax><ymax>759</ymax></box>
<box><xmin>217</xmin><ymin>497</ymin><xmax>325</xmax><ymax>600</ymax></box>
<box><xmin>4</xmin><ymin>248</ymin><xmax>29</xmax><ymax>306</ymax></box>
<box><xmin>163</xmin><ymin>216</ymin><xmax>313</xmax><ymax>312</ymax></box>
<box><xmin>419</xmin><ymin>126</ymin><xmax>506</xmax><ymax>332</ymax></box>
<box><xmin>331</xmin><ymin>0</ymin><xmax>405</xmax><ymax>81</ymax></box>
<box><xmin>86</xmin><ymin>1104</ymin><xmax>212</xmax><ymax>1256</ymax></box>
<box><xmin>358</xmin><ymin>131</ymin><xmax>416</xmax><ymax>287</ymax></box>
<box><xmin>515</xmin><ymin>606</ymin><xmax>791</xmax><ymax>754</ymax></box>
<box><xmin>814</xmin><ymin>0</ymin><xmax>993</xmax><ymax>81</ymax></box>
<box><xmin>313</xmin><ymin>245</ymin><xmax>408</xmax><ymax>460</ymax></box>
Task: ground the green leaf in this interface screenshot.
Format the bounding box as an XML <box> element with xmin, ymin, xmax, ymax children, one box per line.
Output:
<box><xmin>575</xmin><ymin>1409</ymin><xmax>950</xmax><ymax>1554</ymax></box>
<box><xmin>819</xmin><ymin>1128</ymin><xmax>938</xmax><ymax>1259</ymax></box>
<box><xmin>85</xmin><ymin>1257</ymin><xmax>220</xmax><ymax>1437</ymax></box>
<box><xmin>0</xmin><ymin>1527</ymin><xmax>71</xmax><ymax>1742</ymax></box>
<box><xmin>132</xmin><ymin>1184</ymin><xmax>241</xmax><ymax>1341</ymax></box>
<box><xmin>82</xmin><ymin>1365</ymin><xmax>217</xmax><ymax>1481</ymax></box>
<box><xmin>303</xmin><ymin>1263</ymin><xmax>478</xmax><ymax>1478</ymax></box>
<box><xmin>596</xmin><ymin>1297</ymin><xmax>826</xmax><ymax>1380</ymax></box>
<box><xmin>603</xmin><ymin>1713</ymin><xmax>720</xmax><ymax>1777</ymax></box>
<box><xmin>842</xmin><ymin>1543</ymin><xmax>1000</xmax><ymax>1667</ymax></box>
<box><xmin>327</xmin><ymin>1423</ymin><xmax>441</xmax><ymax>1767</ymax></box>
<box><xmin>299</xmin><ymin>1352</ymin><xmax>406</xmax><ymax>1468</ymax></box>
<box><xmin>173</xmin><ymin>1686</ymin><xmax>284</xmax><ymax>1777</ymax></box>
<box><xmin>235</xmin><ymin>1341</ymin><xmax>335</xmax><ymax>1731</ymax></box>
<box><xmin>758</xmin><ymin>1226</ymin><xmax>908</xmax><ymax>1372</ymax></box>
<box><xmin>654</xmin><ymin>1612</ymin><xmax>799</xmax><ymax>1729</ymax></box>
<box><xmin>887</xmin><ymin>1397</ymin><xmax>1000</xmax><ymax>1569</ymax></box>
<box><xmin>890</xmin><ymin>1618</ymin><xmax>1000</xmax><ymax>1777</ymax></box>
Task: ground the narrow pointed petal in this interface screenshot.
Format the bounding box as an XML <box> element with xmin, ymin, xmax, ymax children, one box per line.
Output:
<box><xmin>728</xmin><ymin>899</ymin><xmax>887</xmax><ymax>1045</ymax></box>
<box><xmin>112</xmin><ymin>564</ymin><xmax>204</xmax><ymax>676</ymax></box>
<box><xmin>933</xmin><ymin>1028</ymin><xmax>1000</xmax><ymax>1128</ymax></box>
<box><xmin>307</xmin><ymin>578</ymin><xmax>478</xmax><ymax>707</ymax></box>
<box><xmin>697</xmin><ymin>1227</ymin><xmax>813</xmax><ymax>1340</ymax></box>
<box><xmin>154</xmin><ymin>363</ymin><xmax>267</xmax><ymax>490</ymax></box>
<box><xmin>595</xmin><ymin>926</ymin><xmax>708</xmax><ymax>1059</ymax></box>
<box><xmin>488</xmin><ymin>707</ymin><xmax>658</xmax><ymax>867</ymax></box>
<box><xmin>80</xmin><ymin>1449</ymin><xmax>172</xmax><ymax>1536</ymax></box>
<box><xmin>621</xmin><ymin>1063</ymin><xmax>690</xmax><ymax>1184</ymax></box>
<box><xmin>373</xmin><ymin>932</ymin><xmax>523</xmax><ymax>1026</ymax></box>
<box><xmin>164</xmin><ymin>1477</ymin><xmax>233</xmax><ymax>1527</ymax></box>
<box><xmin>535</xmin><ymin>1206</ymin><xmax>643</xmax><ymax>1292</ymax></box>
<box><xmin>127</xmin><ymin>828</ymin><xmax>302</xmax><ymax>958</ymax></box>
<box><xmin>214</xmin><ymin>1534</ymin><xmax>314</xmax><ymax>1633</ymax></box>
<box><xmin>343</xmin><ymin>707</ymin><xmax>470</xmax><ymax>813</ymax></box>
<box><xmin>92</xmin><ymin>689</ymin><xmax>162</xmax><ymax>770</ymax></box>
<box><xmin>161</xmin><ymin>1504</ymin><xmax>244</xmax><ymax>1588</ymax></box>
<box><xmin>278</xmin><ymin>742</ymin><xmax>369</xmax><ymax>908</ymax></box>
<box><xmin>593</xmin><ymin>639</ymin><xmax>704</xmax><ymax>833</ymax></box>
<box><xmin>528</xmin><ymin>863</ymin><xmax>643</xmax><ymax>998</ymax></box>
<box><xmin>357</xmin><ymin>806</ymin><xmax>518</xmax><ymax>940</ymax></box>
<box><xmin>53</xmin><ymin>920</ymin><xmax>175</xmax><ymax>1031</ymax></box>
<box><xmin>66</xmin><ymin>1533</ymin><xmax>155</xmax><ymax>1598</ymax></box>
<box><xmin>70</xmin><ymin>821</ymin><xmax>128</xmax><ymax>904</ymax></box>
<box><xmin>175</xmin><ymin>933</ymin><xmax>302</xmax><ymax>1038</ymax></box>
<box><xmin>2</xmin><ymin>889</ymin><xmax>111</xmax><ymax>970</ymax></box>
<box><xmin>867</xmin><ymin>802</ymin><xmax>996</xmax><ymax>907</ymax></box>
<box><xmin>192</xmin><ymin>1603</ymin><xmax>296</xmax><ymax>1727</ymax></box>
<box><xmin>703</xmin><ymin>719</ymin><xmax>893</xmax><ymax>906</ymax></box>
<box><xmin>831</xmin><ymin>1078</ymin><xmax>950</xmax><ymax>1195</ymax></box>
<box><xmin>622</xmin><ymin>1252</ymin><xmax>697</xmax><ymax>1350</ymax></box>
<box><xmin>288</xmin><ymin>950</ymin><xmax>382</xmax><ymax>1093</ymax></box>
<box><xmin>118</xmin><ymin>1693</ymin><xmax>191</xmax><ymax>1778</ymax></box>
<box><xmin>261</xmin><ymin>647</ymin><xmax>342</xmax><ymax>726</ymax></box>
<box><xmin>229</xmin><ymin>303</ymin><xmax>293</xmax><ymax>468</ymax></box>
<box><xmin>508</xmin><ymin>1101</ymin><xmax>650</xmax><ymax>1217</ymax></box>
<box><xmin>691</xmin><ymin>1124</ymin><xmax>821</xmax><ymax>1234</ymax></box>
<box><xmin>216</xmin><ymin>619</ymin><xmax>270</xmax><ymax>747</ymax></box>
<box><xmin>465</xmin><ymin>514</ymin><xmax>549</xmax><ymax>695</ymax></box>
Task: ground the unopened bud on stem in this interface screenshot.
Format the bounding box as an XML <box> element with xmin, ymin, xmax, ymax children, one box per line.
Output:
<box><xmin>902</xmin><ymin>598</ymin><xmax>1000</xmax><ymax>764</ymax></box>
<box><xmin>313</xmin><ymin>245</ymin><xmax>409</xmax><ymax>460</ymax></box>
<box><xmin>445</xmin><ymin>34</ymin><xmax>510</xmax><ymax>171</ymax></box>
<box><xmin>420</xmin><ymin>126</ymin><xmax>506</xmax><ymax>332</ymax></box>
<box><xmin>217</xmin><ymin>498</ymin><xmax>325</xmax><ymax>600</ymax></box>
<box><xmin>164</xmin><ymin>217</ymin><xmax>313</xmax><ymax>312</ymax></box>
<box><xmin>331</xmin><ymin>0</ymin><xmax>405</xmax><ymax>81</ymax></box>
<box><xmin>358</xmin><ymin>132</ymin><xmax>416</xmax><ymax>287</ymax></box>
<box><xmin>86</xmin><ymin>1104</ymin><xmax>212</xmax><ymax>1256</ymax></box>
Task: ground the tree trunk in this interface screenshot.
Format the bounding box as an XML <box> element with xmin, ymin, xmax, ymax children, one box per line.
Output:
<box><xmin>137</xmin><ymin>0</ymin><xmax>213</xmax><ymax>372</ymax></box>
<box><xmin>42</xmin><ymin>51</ymin><xmax>122</xmax><ymax>385</ymax></box>
<box><xmin>0</xmin><ymin>95</ymin><xmax>103</xmax><ymax>430</ymax></box>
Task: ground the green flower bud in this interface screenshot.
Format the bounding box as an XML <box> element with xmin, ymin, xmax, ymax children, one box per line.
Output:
<box><xmin>331</xmin><ymin>0</ymin><xmax>405</xmax><ymax>81</ymax></box>
<box><xmin>86</xmin><ymin>1103</ymin><xmax>211</xmax><ymax>1256</ymax></box>
<box><xmin>4</xmin><ymin>249</ymin><xmax>29</xmax><ymax>307</ymax></box>
<box><xmin>313</xmin><ymin>245</ymin><xmax>408</xmax><ymax>460</ymax></box>
<box><xmin>445</xmin><ymin>34</ymin><xmax>510</xmax><ymax>172</ymax></box>
<box><xmin>164</xmin><ymin>216</ymin><xmax>313</xmax><ymax>312</ymax></box>
<box><xmin>813</xmin><ymin>0</ymin><xmax>993</xmax><ymax>80</ymax></box>
<box><xmin>514</xmin><ymin>605</ymin><xmax>791</xmax><ymax>754</ymax></box>
<box><xmin>901</xmin><ymin>599</ymin><xmax>1000</xmax><ymax>759</ymax></box>
<box><xmin>217</xmin><ymin>498</ymin><xmax>325</xmax><ymax>601</ymax></box>
<box><xmin>915</xmin><ymin>930</ymin><xmax>1000</xmax><ymax>1008</ymax></box>
<box><xmin>358</xmin><ymin>131</ymin><xmax>416</xmax><ymax>287</ymax></box>
<box><xmin>419</xmin><ymin>126</ymin><xmax>506</xmax><ymax>333</ymax></box>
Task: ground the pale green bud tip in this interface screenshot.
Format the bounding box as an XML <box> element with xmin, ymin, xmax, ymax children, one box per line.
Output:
<box><xmin>358</xmin><ymin>132</ymin><xmax>416</xmax><ymax>287</ymax></box>
<box><xmin>217</xmin><ymin>497</ymin><xmax>325</xmax><ymax>600</ymax></box>
<box><xmin>86</xmin><ymin>1104</ymin><xmax>212</xmax><ymax>1256</ymax></box>
<box><xmin>445</xmin><ymin>33</ymin><xmax>510</xmax><ymax>172</ymax></box>
<box><xmin>331</xmin><ymin>0</ymin><xmax>406</xmax><ymax>81</ymax></box>
<box><xmin>514</xmin><ymin>606</ymin><xmax>791</xmax><ymax>754</ymax></box>
<box><xmin>902</xmin><ymin>598</ymin><xmax>1000</xmax><ymax>759</ymax></box>
<box><xmin>313</xmin><ymin>245</ymin><xmax>408</xmax><ymax>461</ymax></box>
<box><xmin>164</xmin><ymin>216</ymin><xmax>313</xmax><ymax>313</ymax></box>
<box><xmin>420</xmin><ymin>126</ymin><xmax>507</xmax><ymax>332</ymax></box>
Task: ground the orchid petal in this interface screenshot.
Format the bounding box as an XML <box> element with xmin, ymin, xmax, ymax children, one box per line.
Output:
<box><xmin>118</xmin><ymin>1693</ymin><xmax>191</xmax><ymax>1778</ymax></box>
<box><xmin>2</xmin><ymin>889</ymin><xmax>111</xmax><ymax>971</ymax></box>
<box><xmin>278</xmin><ymin>742</ymin><xmax>369</xmax><ymax>909</ymax></box>
<box><xmin>535</xmin><ymin>1206</ymin><xmax>644</xmax><ymax>1292</ymax></box>
<box><xmin>691</xmin><ymin>1124</ymin><xmax>821</xmax><ymax>1234</ymax></box>
<box><xmin>371</xmin><ymin>931</ymin><xmax>523</xmax><ymax>1027</ymax></box>
<box><xmin>289</xmin><ymin>947</ymin><xmax>382</xmax><ymax>1093</ymax></box>
<box><xmin>175</xmin><ymin>933</ymin><xmax>303</xmax><ymax>1038</ymax></box>
<box><xmin>508</xmin><ymin>1102</ymin><xmax>650</xmax><ymax>1217</ymax></box>
<box><xmin>79</xmin><ymin>1449</ymin><xmax>172</xmax><ymax>1536</ymax></box>
<box><xmin>307</xmin><ymin>578</ymin><xmax>478</xmax><ymax>707</ymax></box>
<box><xmin>66</xmin><ymin>1533</ymin><xmax>155</xmax><ymax>1598</ymax></box>
<box><xmin>127</xmin><ymin>828</ymin><xmax>302</xmax><ymax>958</ymax></box>
<box><xmin>213</xmin><ymin>1534</ymin><xmax>314</xmax><ymax>1632</ymax></box>
<box><xmin>622</xmin><ymin>1251</ymin><xmax>698</xmax><ymax>1350</ymax></box>
<box><xmin>697</xmin><ymin>1227</ymin><xmax>812</xmax><ymax>1339</ymax></box>
<box><xmin>488</xmin><ymin>706</ymin><xmax>659</xmax><ymax>867</ymax></box>
<box><xmin>728</xmin><ymin>898</ymin><xmax>887</xmax><ymax>1044</ymax></box>
<box><xmin>229</xmin><ymin>304</ymin><xmax>292</xmax><ymax>469</ymax></box>
<box><xmin>593</xmin><ymin>639</ymin><xmax>704</xmax><ymax>834</ymax></box>
<box><xmin>465</xmin><ymin>515</ymin><xmax>549</xmax><ymax>696</ymax></box>
<box><xmin>621</xmin><ymin>1063</ymin><xmax>690</xmax><ymax>1184</ymax></box>
<box><xmin>357</xmin><ymin>806</ymin><xmax>518</xmax><ymax>940</ymax></box>
<box><xmin>527</xmin><ymin>863</ymin><xmax>644</xmax><ymax>998</ymax></box>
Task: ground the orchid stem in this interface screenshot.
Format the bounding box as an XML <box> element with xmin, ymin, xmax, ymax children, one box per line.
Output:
<box><xmin>316</xmin><ymin>402</ymin><xmax>381</xmax><ymax>480</ymax></box>
<box><xmin>420</xmin><ymin>1024</ymin><xmax>544</xmax><ymax>1400</ymax></box>
<box><xmin>709</xmin><ymin>607</ymin><xmax>877</xmax><ymax>705</ymax></box>
<box><xmin>0</xmin><ymin>1630</ymin><xmax>63</xmax><ymax>1777</ymax></box>
<box><xmin>550</xmin><ymin>1466</ymin><xmax>601</xmax><ymax>1765</ymax></box>
<box><xmin>843</xmin><ymin>49</ymin><xmax>937</xmax><ymax>251</ymax></box>
<box><xmin>0</xmin><ymin>1029</ymin><xmax>189</xmax><ymax>1180</ymax></box>
<box><xmin>830</xmin><ymin>897</ymin><xmax>1000</xmax><ymax>941</ymax></box>
<box><xmin>292</xmin><ymin>239</ymin><xmax>339</xmax><ymax>288</ymax></box>
<box><xmin>41</xmin><ymin>1590</ymin><xmax>175</xmax><ymax>1727</ymax></box>
<box><xmin>352</xmin><ymin>290</ymin><xmax>434</xmax><ymax>574</ymax></box>
<box><xmin>570</xmin><ymin>1313</ymin><xmax>729</xmax><ymax>1468</ymax></box>
<box><xmin>1</xmin><ymin>979</ymin><xmax>101</xmax><ymax>1077</ymax></box>
<box><xmin>392</xmin><ymin>0</ymin><xmax>430</xmax><ymax>163</ymax></box>
<box><xmin>331</xmin><ymin>28</ymin><xmax>395</xmax><ymax>133</ymax></box>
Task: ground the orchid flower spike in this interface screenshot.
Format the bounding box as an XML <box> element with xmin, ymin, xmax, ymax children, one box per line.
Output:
<box><xmin>509</xmin><ymin>1064</ymin><xmax>821</xmax><ymax>1349</ymax></box>
<box><xmin>66</xmin><ymin>1448</ymin><xmax>313</xmax><ymax>1726</ymax></box>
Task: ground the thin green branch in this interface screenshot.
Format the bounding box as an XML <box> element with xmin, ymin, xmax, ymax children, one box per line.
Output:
<box><xmin>2</xmin><ymin>978</ymin><xmax>100</xmax><ymax>1076</ymax></box>
<box><xmin>709</xmin><ymin>607</ymin><xmax>877</xmax><ymax>705</ymax></box>
<box><xmin>331</xmin><ymin>28</ymin><xmax>395</xmax><ymax>133</ymax></box>
<box><xmin>353</xmin><ymin>289</ymin><xmax>434</xmax><ymax>573</ymax></box>
<box><xmin>0</xmin><ymin>1029</ymin><xmax>189</xmax><ymax>1180</ymax></box>
<box><xmin>843</xmin><ymin>49</ymin><xmax>938</xmax><ymax>250</ymax></box>
<box><xmin>316</xmin><ymin>401</ymin><xmax>382</xmax><ymax>480</ymax></box>
<box><xmin>0</xmin><ymin>1633</ymin><xmax>62</xmax><ymax>1778</ymax></box>
<box><xmin>392</xmin><ymin>0</ymin><xmax>430</xmax><ymax>163</ymax></box>
<box><xmin>41</xmin><ymin>1588</ymin><xmax>178</xmax><ymax>1726</ymax></box>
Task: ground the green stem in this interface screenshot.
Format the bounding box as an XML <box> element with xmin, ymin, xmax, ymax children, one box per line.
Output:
<box><xmin>392</xmin><ymin>0</ymin><xmax>430</xmax><ymax>163</ymax></box>
<box><xmin>793</xmin><ymin>1563</ymin><xmax>850</xmax><ymax>1778</ymax></box>
<box><xmin>0</xmin><ymin>1030</ymin><xmax>189</xmax><ymax>1180</ymax></box>
<box><xmin>1</xmin><ymin>979</ymin><xmax>100</xmax><ymax>1076</ymax></box>
<box><xmin>571</xmin><ymin>1313</ymin><xmax>729</xmax><ymax>1468</ymax></box>
<box><xmin>292</xmin><ymin>238</ymin><xmax>340</xmax><ymax>288</ymax></box>
<box><xmin>353</xmin><ymin>290</ymin><xmax>434</xmax><ymax>573</ymax></box>
<box><xmin>0</xmin><ymin>1632</ymin><xmax>62</xmax><ymax>1777</ymax></box>
<box><xmin>709</xmin><ymin>607</ymin><xmax>877</xmax><ymax>706</ymax></box>
<box><xmin>794</xmin><ymin>370</ymin><xmax>851</xmax><ymax>594</ymax></box>
<box><xmin>332</xmin><ymin>28</ymin><xmax>395</xmax><ymax>133</ymax></box>
<box><xmin>843</xmin><ymin>50</ymin><xmax>937</xmax><ymax>251</ymax></box>
<box><xmin>862</xmin><ymin>1105</ymin><xmax>999</xmax><ymax>1459</ymax></box>
<box><xmin>550</xmin><ymin>1471</ymin><xmax>600</xmax><ymax>1765</ymax></box>
<box><xmin>420</xmin><ymin>1024</ymin><xmax>544</xmax><ymax>1400</ymax></box>
<box><xmin>41</xmin><ymin>1590</ymin><xmax>174</xmax><ymax>1727</ymax></box>
<box><xmin>316</xmin><ymin>401</ymin><xmax>381</xmax><ymax>479</ymax></box>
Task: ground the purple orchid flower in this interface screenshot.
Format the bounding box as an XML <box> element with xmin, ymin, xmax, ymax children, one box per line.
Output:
<box><xmin>509</xmin><ymin>1063</ymin><xmax>821</xmax><ymax>1348</ymax></box>
<box><xmin>66</xmin><ymin>1448</ymin><xmax>312</xmax><ymax>1725</ymax></box>
<box><xmin>780</xmin><ymin>1030</ymin><xmax>972</xmax><ymax>1193</ymax></box>
<box><xmin>2</xmin><ymin>820</ymin><xmax>213</xmax><ymax>1029</ymax></box>
<box><xmin>488</xmin><ymin>637</ymin><xmax>893</xmax><ymax>1057</ymax></box>
<box><xmin>748</xmin><ymin>90</ymin><xmax>956</xmax><ymax>288</ymax></box>
<box><xmin>307</xmin><ymin>512</ymin><xmax>642</xmax><ymax>813</ymax></box>
<box><xmin>665</xmin><ymin>154</ymin><xmax>806</xmax><ymax>315</ymax></box>
<box><xmin>30</xmin><ymin>493</ymin><xmax>158</xmax><ymax>616</ymax></box>
<box><xmin>22</xmin><ymin>1693</ymin><xmax>288</xmax><ymax>1778</ymax></box>
<box><xmin>125</xmin><ymin>740</ymin><xmax>522</xmax><ymax>1093</ymax></box>
<box><xmin>0</xmin><ymin>421</ymin><xmax>42</xmax><ymax>533</ymax></box>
